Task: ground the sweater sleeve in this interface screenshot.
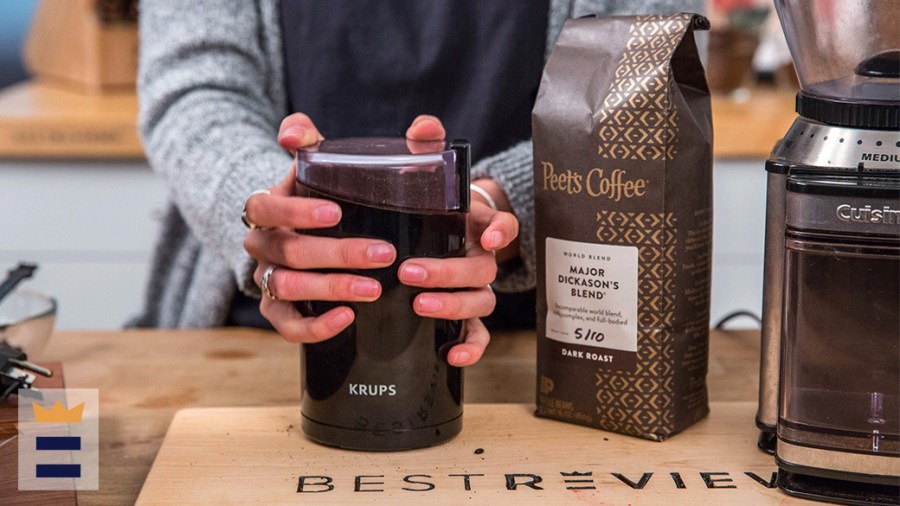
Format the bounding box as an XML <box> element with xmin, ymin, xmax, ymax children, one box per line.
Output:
<box><xmin>137</xmin><ymin>0</ymin><xmax>288</xmax><ymax>296</ymax></box>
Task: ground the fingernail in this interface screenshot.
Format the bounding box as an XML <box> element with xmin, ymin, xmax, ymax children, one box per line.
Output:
<box><xmin>351</xmin><ymin>279</ymin><xmax>380</xmax><ymax>298</ymax></box>
<box><xmin>451</xmin><ymin>350</ymin><xmax>471</xmax><ymax>364</ymax></box>
<box><xmin>314</xmin><ymin>204</ymin><xmax>340</xmax><ymax>224</ymax></box>
<box><xmin>489</xmin><ymin>231</ymin><xmax>504</xmax><ymax>249</ymax></box>
<box><xmin>366</xmin><ymin>243</ymin><xmax>395</xmax><ymax>263</ymax></box>
<box><xmin>400</xmin><ymin>264</ymin><xmax>427</xmax><ymax>282</ymax></box>
<box><xmin>330</xmin><ymin>308</ymin><xmax>354</xmax><ymax>328</ymax></box>
<box><xmin>279</xmin><ymin>125</ymin><xmax>305</xmax><ymax>141</ymax></box>
<box><xmin>416</xmin><ymin>296</ymin><xmax>443</xmax><ymax>313</ymax></box>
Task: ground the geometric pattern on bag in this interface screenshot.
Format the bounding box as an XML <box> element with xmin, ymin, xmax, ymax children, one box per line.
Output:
<box><xmin>597</xmin><ymin>15</ymin><xmax>692</xmax><ymax>162</ymax></box>
<box><xmin>594</xmin><ymin>210</ymin><xmax>677</xmax><ymax>439</ymax></box>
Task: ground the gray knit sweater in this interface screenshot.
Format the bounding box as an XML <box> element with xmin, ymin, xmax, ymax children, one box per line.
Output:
<box><xmin>133</xmin><ymin>0</ymin><xmax>700</xmax><ymax>328</ymax></box>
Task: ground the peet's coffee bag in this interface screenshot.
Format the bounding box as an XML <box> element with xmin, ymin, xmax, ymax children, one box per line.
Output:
<box><xmin>533</xmin><ymin>14</ymin><xmax>712</xmax><ymax>441</ymax></box>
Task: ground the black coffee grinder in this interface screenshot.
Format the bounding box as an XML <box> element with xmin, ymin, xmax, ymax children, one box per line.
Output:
<box><xmin>758</xmin><ymin>0</ymin><xmax>900</xmax><ymax>503</ymax></box>
<box><xmin>294</xmin><ymin>138</ymin><xmax>470</xmax><ymax>451</ymax></box>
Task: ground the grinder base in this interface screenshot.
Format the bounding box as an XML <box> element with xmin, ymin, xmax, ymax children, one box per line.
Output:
<box><xmin>301</xmin><ymin>413</ymin><xmax>463</xmax><ymax>451</ymax></box>
<box><xmin>776</xmin><ymin>465</ymin><xmax>900</xmax><ymax>506</ymax></box>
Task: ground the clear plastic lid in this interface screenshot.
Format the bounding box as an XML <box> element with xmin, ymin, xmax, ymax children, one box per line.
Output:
<box><xmin>775</xmin><ymin>0</ymin><xmax>900</xmax><ymax>97</ymax></box>
<box><xmin>296</xmin><ymin>138</ymin><xmax>470</xmax><ymax>213</ymax></box>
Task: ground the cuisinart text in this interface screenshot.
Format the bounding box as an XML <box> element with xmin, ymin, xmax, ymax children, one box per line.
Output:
<box><xmin>836</xmin><ymin>204</ymin><xmax>900</xmax><ymax>224</ymax></box>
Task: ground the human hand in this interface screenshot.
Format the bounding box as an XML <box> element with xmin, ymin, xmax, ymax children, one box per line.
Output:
<box><xmin>396</xmin><ymin>126</ymin><xmax>520</xmax><ymax>366</ymax></box>
<box><xmin>243</xmin><ymin>114</ymin><xmax>517</xmax><ymax>367</ymax></box>
<box><xmin>243</xmin><ymin>113</ymin><xmax>388</xmax><ymax>343</ymax></box>
<box><xmin>396</xmin><ymin>181</ymin><xmax>519</xmax><ymax>366</ymax></box>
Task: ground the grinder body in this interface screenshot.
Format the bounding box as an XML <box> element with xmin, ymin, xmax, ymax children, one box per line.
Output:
<box><xmin>295</xmin><ymin>138</ymin><xmax>470</xmax><ymax>451</ymax></box>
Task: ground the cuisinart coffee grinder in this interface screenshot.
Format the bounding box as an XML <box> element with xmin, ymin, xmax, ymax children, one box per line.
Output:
<box><xmin>295</xmin><ymin>138</ymin><xmax>470</xmax><ymax>451</ymax></box>
<box><xmin>758</xmin><ymin>0</ymin><xmax>900</xmax><ymax>503</ymax></box>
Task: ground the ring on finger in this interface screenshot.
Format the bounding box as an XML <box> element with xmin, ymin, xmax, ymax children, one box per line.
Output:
<box><xmin>241</xmin><ymin>189</ymin><xmax>271</xmax><ymax>231</ymax></box>
<box><xmin>261</xmin><ymin>265</ymin><xmax>279</xmax><ymax>300</ymax></box>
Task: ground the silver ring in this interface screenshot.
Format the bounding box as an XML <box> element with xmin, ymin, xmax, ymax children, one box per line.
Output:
<box><xmin>241</xmin><ymin>189</ymin><xmax>271</xmax><ymax>230</ymax></box>
<box><xmin>261</xmin><ymin>265</ymin><xmax>279</xmax><ymax>300</ymax></box>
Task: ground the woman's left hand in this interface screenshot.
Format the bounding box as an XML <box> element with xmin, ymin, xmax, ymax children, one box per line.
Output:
<box><xmin>397</xmin><ymin>118</ymin><xmax>520</xmax><ymax>366</ymax></box>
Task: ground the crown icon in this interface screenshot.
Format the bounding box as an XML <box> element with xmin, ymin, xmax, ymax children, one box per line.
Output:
<box><xmin>32</xmin><ymin>401</ymin><xmax>85</xmax><ymax>423</ymax></box>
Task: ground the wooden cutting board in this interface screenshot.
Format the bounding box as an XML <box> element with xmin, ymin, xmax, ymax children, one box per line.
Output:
<box><xmin>138</xmin><ymin>402</ymin><xmax>815</xmax><ymax>505</ymax></box>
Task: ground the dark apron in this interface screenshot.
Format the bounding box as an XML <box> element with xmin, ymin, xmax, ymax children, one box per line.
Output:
<box><xmin>278</xmin><ymin>0</ymin><xmax>547</xmax><ymax>162</ymax></box>
<box><xmin>228</xmin><ymin>0</ymin><xmax>547</xmax><ymax>329</ymax></box>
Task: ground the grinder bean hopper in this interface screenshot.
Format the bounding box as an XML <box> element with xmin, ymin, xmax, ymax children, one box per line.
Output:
<box><xmin>758</xmin><ymin>0</ymin><xmax>900</xmax><ymax>503</ymax></box>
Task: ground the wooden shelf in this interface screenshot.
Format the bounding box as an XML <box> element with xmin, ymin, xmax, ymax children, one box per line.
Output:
<box><xmin>0</xmin><ymin>80</ymin><xmax>795</xmax><ymax>161</ymax></box>
<box><xmin>0</xmin><ymin>80</ymin><xmax>142</xmax><ymax>159</ymax></box>
<box><xmin>712</xmin><ymin>88</ymin><xmax>797</xmax><ymax>159</ymax></box>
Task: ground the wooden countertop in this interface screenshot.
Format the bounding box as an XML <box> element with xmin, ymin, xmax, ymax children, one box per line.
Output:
<box><xmin>0</xmin><ymin>80</ymin><xmax>795</xmax><ymax>160</ymax></box>
<box><xmin>15</xmin><ymin>328</ymin><xmax>763</xmax><ymax>505</ymax></box>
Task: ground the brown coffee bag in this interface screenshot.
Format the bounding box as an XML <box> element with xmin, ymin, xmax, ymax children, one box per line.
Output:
<box><xmin>533</xmin><ymin>13</ymin><xmax>712</xmax><ymax>441</ymax></box>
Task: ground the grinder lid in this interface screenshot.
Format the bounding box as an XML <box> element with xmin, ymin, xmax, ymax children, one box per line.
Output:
<box><xmin>296</xmin><ymin>137</ymin><xmax>470</xmax><ymax>213</ymax></box>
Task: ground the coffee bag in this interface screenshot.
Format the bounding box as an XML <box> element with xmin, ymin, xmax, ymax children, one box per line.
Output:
<box><xmin>533</xmin><ymin>13</ymin><xmax>712</xmax><ymax>441</ymax></box>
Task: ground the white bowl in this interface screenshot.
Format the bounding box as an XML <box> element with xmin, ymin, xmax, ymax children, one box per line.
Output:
<box><xmin>0</xmin><ymin>288</ymin><xmax>57</xmax><ymax>358</ymax></box>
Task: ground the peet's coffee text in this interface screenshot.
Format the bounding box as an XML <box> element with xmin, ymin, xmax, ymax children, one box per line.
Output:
<box><xmin>541</xmin><ymin>162</ymin><xmax>648</xmax><ymax>202</ymax></box>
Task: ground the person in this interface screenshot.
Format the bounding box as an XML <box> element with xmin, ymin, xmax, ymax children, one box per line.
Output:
<box><xmin>133</xmin><ymin>0</ymin><xmax>702</xmax><ymax>366</ymax></box>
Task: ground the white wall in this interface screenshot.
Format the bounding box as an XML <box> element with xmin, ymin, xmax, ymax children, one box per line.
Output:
<box><xmin>0</xmin><ymin>159</ymin><xmax>167</xmax><ymax>329</ymax></box>
<box><xmin>710</xmin><ymin>159</ymin><xmax>767</xmax><ymax>329</ymax></box>
<box><xmin>1</xmin><ymin>158</ymin><xmax>768</xmax><ymax>330</ymax></box>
